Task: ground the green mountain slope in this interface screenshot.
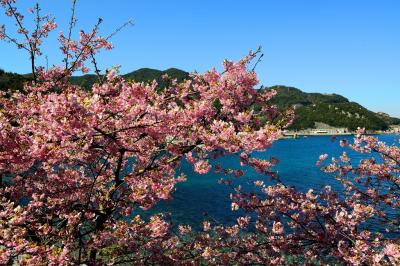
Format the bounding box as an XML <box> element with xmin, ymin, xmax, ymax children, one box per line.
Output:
<box><xmin>0</xmin><ymin>69</ymin><xmax>30</xmax><ymax>94</ymax></box>
<box><xmin>1</xmin><ymin>67</ymin><xmax>189</xmax><ymax>92</ymax></box>
<box><xmin>268</xmin><ymin>86</ymin><xmax>350</xmax><ymax>107</ymax></box>
<box><xmin>124</xmin><ymin>68</ymin><xmax>189</xmax><ymax>90</ymax></box>
<box><xmin>268</xmin><ymin>86</ymin><xmax>391</xmax><ymax>131</ymax></box>
<box><xmin>375</xmin><ymin>112</ymin><xmax>400</xmax><ymax>126</ymax></box>
<box><xmin>69</xmin><ymin>68</ymin><xmax>189</xmax><ymax>90</ymax></box>
<box><xmin>69</xmin><ymin>74</ymin><xmax>99</xmax><ymax>90</ymax></box>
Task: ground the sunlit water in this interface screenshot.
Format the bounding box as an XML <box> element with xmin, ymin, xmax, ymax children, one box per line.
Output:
<box><xmin>139</xmin><ymin>134</ymin><xmax>400</xmax><ymax>232</ymax></box>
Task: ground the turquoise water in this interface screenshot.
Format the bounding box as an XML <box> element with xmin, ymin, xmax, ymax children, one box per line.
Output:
<box><xmin>141</xmin><ymin>135</ymin><xmax>400</xmax><ymax>230</ymax></box>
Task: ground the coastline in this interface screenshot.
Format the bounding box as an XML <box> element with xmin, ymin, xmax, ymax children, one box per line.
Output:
<box><xmin>281</xmin><ymin>131</ymin><xmax>399</xmax><ymax>139</ymax></box>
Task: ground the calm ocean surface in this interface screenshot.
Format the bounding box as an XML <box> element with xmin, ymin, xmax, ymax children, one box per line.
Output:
<box><xmin>140</xmin><ymin>134</ymin><xmax>400</xmax><ymax>230</ymax></box>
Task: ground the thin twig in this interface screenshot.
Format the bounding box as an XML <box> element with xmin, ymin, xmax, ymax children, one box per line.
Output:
<box><xmin>7</xmin><ymin>2</ymin><xmax>37</xmax><ymax>82</ymax></box>
<box><xmin>252</xmin><ymin>51</ymin><xmax>264</xmax><ymax>71</ymax></box>
<box><xmin>105</xmin><ymin>19</ymin><xmax>134</xmax><ymax>41</ymax></box>
<box><xmin>65</xmin><ymin>0</ymin><xmax>77</xmax><ymax>70</ymax></box>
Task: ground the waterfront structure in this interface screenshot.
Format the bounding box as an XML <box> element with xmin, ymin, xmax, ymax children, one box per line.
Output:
<box><xmin>389</xmin><ymin>125</ymin><xmax>400</xmax><ymax>133</ymax></box>
<box><xmin>283</xmin><ymin>122</ymin><xmax>350</xmax><ymax>137</ymax></box>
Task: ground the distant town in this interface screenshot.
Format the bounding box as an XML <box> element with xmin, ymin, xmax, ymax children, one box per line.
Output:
<box><xmin>283</xmin><ymin>122</ymin><xmax>400</xmax><ymax>138</ymax></box>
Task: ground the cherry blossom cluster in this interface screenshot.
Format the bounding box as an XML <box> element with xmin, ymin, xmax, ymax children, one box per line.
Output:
<box><xmin>212</xmin><ymin>132</ymin><xmax>399</xmax><ymax>265</ymax></box>
<box><xmin>0</xmin><ymin>55</ymin><xmax>285</xmax><ymax>264</ymax></box>
<box><xmin>1</xmin><ymin>1</ymin><xmax>398</xmax><ymax>265</ymax></box>
<box><xmin>149</xmin><ymin>133</ymin><xmax>398</xmax><ymax>265</ymax></box>
<box><xmin>0</xmin><ymin>3</ymin><xmax>286</xmax><ymax>262</ymax></box>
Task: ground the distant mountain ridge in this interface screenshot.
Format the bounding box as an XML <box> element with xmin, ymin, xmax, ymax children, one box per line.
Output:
<box><xmin>1</xmin><ymin>67</ymin><xmax>398</xmax><ymax>131</ymax></box>
<box><xmin>0</xmin><ymin>69</ymin><xmax>28</xmax><ymax>93</ymax></box>
<box><xmin>267</xmin><ymin>85</ymin><xmax>399</xmax><ymax>130</ymax></box>
<box><xmin>69</xmin><ymin>68</ymin><xmax>189</xmax><ymax>90</ymax></box>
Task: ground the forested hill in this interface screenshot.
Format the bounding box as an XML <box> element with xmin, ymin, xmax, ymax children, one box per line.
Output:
<box><xmin>0</xmin><ymin>69</ymin><xmax>30</xmax><ymax>93</ymax></box>
<box><xmin>0</xmin><ymin>68</ymin><xmax>189</xmax><ymax>92</ymax></box>
<box><xmin>267</xmin><ymin>85</ymin><xmax>400</xmax><ymax>130</ymax></box>
<box><xmin>69</xmin><ymin>68</ymin><xmax>189</xmax><ymax>90</ymax></box>
<box><xmin>1</xmin><ymin>68</ymin><xmax>398</xmax><ymax>130</ymax></box>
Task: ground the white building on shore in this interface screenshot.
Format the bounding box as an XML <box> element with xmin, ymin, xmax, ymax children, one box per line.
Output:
<box><xmin>389</xmin><ymin>125</ymin><xmax>400</xmax><ymax>133</ymax></box>
<box><xmin>284</xmin><ymin>122</ymin><xmax>350</xmax><ymax>136</ymax></box>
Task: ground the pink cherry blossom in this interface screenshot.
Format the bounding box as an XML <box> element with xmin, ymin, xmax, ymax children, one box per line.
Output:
<box><xmin>193</xmin><ymin>160</ymin><xmax>212</xmax><ymax>174</ymax></box>
<box><xmin>1</xmin><ymin>2</ymin><xmax>399</xmax><ymax>265</ymax></box>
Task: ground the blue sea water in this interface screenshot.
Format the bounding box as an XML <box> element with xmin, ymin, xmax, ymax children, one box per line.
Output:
<box><xmin>140</xmin><ymin>134</ymin><xmax>400</xmax><ymax>230</ymax></box>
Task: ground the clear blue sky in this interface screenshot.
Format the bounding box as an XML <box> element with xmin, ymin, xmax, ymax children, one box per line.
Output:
<box><xmin>1</xmin><ymin>0</ymin><xmax>399</xmax><ymax>117</ymax></box>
